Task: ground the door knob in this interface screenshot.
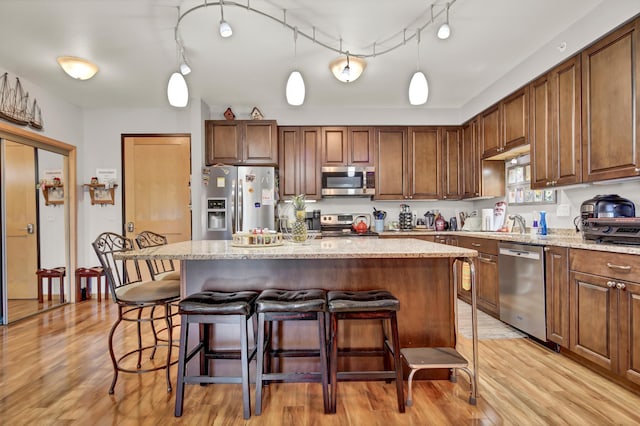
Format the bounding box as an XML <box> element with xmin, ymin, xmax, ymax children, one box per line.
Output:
<box><xmin>22</xmin><ymin>223</ymin><xmax>34</xmax><ymax>234</ymax></box>
<box><xmin>126</xmin><ymin>222</ymin><xmax>135</xmax><ymax>233</ymax></box>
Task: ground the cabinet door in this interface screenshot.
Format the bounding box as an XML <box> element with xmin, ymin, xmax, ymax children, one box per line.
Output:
<box><xmin>502</xmin><ymin>86</ymin><xmax>529</xmax><ymax>150</ymax></box>
<box><xmin>205</xmin><ymin>120</ymin><xmax>242</xmax><ymax>165</ymax></box>
<box><xmin>244</xmin><ymin>121</ymin><xmax>278</xmax><ymax>164</ymax></box>
<box><xmin>348</xmin><ymin>127</ymin><xmax>374</xmax><ymax>166</ymax></box>
<box><xmin>582</xmin><ymin>19</ymin><xmax>640</xmax><ymax>182</ymax></box>
<box><xmin>552</xmin><ymin>55</ymin><xmax>582</xmax><ymax>186</ymax></box>
<box><xmin>299</xmin><ymin>127</ymin><xmax>322</xmax><ymax>199</ymax></box>
<box><xmin>375</xmin><ymin>127</ymin><xmax>407</xmax><ymax>200</ymax></box>
<box><xmin>408</xmin><ymin>127</ymin><xmax>441</xmax><ymax>199</ymax></box>
<box><xmin>545</xmin><ymin>246</ymin><xmax>570</xmax><ymax>348</ymax></box>
<box><xmin>278</xmin><ymin>127</ymin><xmax>321</xmax><ymax>200</ymax></box>
<box><xmin>477</xmin><ymin>253</ymin><xmax>499</xmax><ymax>318</ymax></box>
<box><xmin>619</xmin><ymin>280</ymin><xmax>640</xmax><ymax>386</ymax></box>
<box><xmin>569</xmin><ymin>271</ymin><xmax>617</xmax><ymax>371</ymax></box>
<box><xmin>278</xmin><ymin>127</ymin><xmax>300</xmax><ymax>199</ymax></box>
<box><xmin>441</xmin><ymin>127</ymin><xmax>462</xmax><ymax>200</ymax></box>
<box><xmin>461</xmin><ymin>119</ymin><xmax>479</xmax><ymax>198</ymax></box>
<box><xmin>480</xmin><ymin>104</ymin><xmax>501</xmax><ymax>158</ymax></box>
<box><xmin>530</xmin><ymin>73</ymin><xmax>552</xmax><ymax>188</ymax></box>
<box><xmin>321</xmin><ymin>127</ymin><xmax>348</xmax><ymax>166</ymax></box>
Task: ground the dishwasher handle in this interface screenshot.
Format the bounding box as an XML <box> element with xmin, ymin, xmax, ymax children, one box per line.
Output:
<box><xmin>499</xmin><ymin>247</ymin><xmax>541</xmax><ymax>261</ymax></box>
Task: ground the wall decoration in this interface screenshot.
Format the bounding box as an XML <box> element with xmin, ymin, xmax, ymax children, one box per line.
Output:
<box><xmin>0</xmin><ymin>72</ymin><xmax>43</xmax><ymax>130</ymax></box>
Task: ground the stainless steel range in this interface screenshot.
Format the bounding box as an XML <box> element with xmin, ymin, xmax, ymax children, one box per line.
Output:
<box><xmin>320</xmin><ymin>213</ymin><xmax>379</xmax><ymax>237</ymax></box>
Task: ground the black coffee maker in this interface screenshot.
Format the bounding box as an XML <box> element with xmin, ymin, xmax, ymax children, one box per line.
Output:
<box><xmin>305</xmin><ymin>209</ymin><xmax>321</xmax><ymax>230</ymax></box>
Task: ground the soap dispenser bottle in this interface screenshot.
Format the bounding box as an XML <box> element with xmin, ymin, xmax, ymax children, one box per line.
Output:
<box><xmin>539</xmin><ymin>211</ymin><xmax>548</xmax><ymax>236</ymax></box>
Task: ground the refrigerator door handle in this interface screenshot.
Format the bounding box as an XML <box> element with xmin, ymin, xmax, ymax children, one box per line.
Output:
<box><xmin>237</xmin><ymin>178</ymin><xmax>243</xmax><ymax>232</ymax></box>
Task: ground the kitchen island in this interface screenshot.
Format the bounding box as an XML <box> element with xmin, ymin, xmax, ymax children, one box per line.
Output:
<box><xmin>118</xmin><ymin>238</ymin><xmax>477</xmax><ymax>378</ymax></box>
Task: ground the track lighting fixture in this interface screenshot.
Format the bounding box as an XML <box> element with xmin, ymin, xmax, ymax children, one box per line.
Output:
<box><xmin>168</xmin><ymin>1</ymin><xmax>456</xmax><ymax>106</ymax></box>
<box><xmin>437</xmin><ymin>3</ymin><xmax>451</xmax><ymax>40</ymax></box>
<box><xmin>219</xmin><ymin>1</ymin><xmax>232</xmax><ymax>38</ymax></box>
<box><xmin>409</xmin><ymin>30</ymin><xmax>429</xmax><ymax>105</ymax></box>
<box><xmin>286</xmin><ymin>28</ymin><xmax>305</xmax><ymax>106</ymax></box>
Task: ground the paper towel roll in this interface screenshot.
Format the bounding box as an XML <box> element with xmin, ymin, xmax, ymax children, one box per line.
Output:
<box><xmin>481</xmin><ymin>209</ymin><xmax>494</xmax><ymax>231</ymax></box>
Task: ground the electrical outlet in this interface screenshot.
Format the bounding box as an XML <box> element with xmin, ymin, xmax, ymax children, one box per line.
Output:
<box><xmin>556</xmin><ymin>204</ymin><xmax>571</xmax><ymax>217</ymax></box>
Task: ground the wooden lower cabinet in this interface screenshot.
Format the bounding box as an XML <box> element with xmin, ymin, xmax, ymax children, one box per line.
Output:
<box><xmin>569</xmin><ymin>248</ymin><xmax>640</xmax><ymax>386</ymax></box>
<box><xmin>457</xmin><ymin>237</ymin><xmax>499</xmax><ymax>318</ymax></box>
<box><xmin>545</xmin><ymin>246</ymin><xmax>570</xmax><ymax>348</ymax></box>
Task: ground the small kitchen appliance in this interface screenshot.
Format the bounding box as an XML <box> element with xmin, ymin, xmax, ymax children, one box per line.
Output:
<box><xmin>580</xmin><ymin>194</ymin><xmax>635</xmax><ymax>222</ymax></box>
<box><xmin>399</xmin><ymin>204</ymin><xmax>413</xmax><ymax>231</ymax></box>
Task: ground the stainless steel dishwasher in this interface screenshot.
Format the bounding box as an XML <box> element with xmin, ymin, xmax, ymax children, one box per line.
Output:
<box><xmin>498</xmin><ymin>242</ymin><xmax>546</xmax><ymax>340</ymax></box>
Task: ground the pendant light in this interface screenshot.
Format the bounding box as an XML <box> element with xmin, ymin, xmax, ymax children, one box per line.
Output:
<box><xmin>57</xmin><ymin>56</ymin><xmax>99</xmax><ymax>80</ymax></box>
<box><xmin>285</xmin><ymin>28</ymin><xmax>305</xmax><ymax>106</ymax></box>
<box><xmin>329</xmin><ymin>52</ymin><xmax>366</xmax><ymax>83</ymax></box>
<box><xmin>219</xmin><ymin>0</ymin><xmax>233</xmax><ymax>38</ymax></box>
<box><xmin>437</xmin><ymin>3</ymin><xmax>451</xmax><ymax>40</ymax></box>
<box><xmin>167</xmin><ymin>72</ymin><xmax>189</xmax><ymax>107</ymax></box>
<box><xmin>408</xmin><ymin>29</ymin><xmax>429</xmax><ymax>105</ymax></box>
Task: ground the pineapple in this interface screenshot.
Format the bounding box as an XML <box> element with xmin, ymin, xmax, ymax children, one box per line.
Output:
<box><xmin>291</xmin><ymin>194</ymin><xmax>308</xmax><ymax>242</ymax></box>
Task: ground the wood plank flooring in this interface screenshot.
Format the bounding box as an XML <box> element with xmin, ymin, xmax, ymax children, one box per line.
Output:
<box><xmin>1</xmin><ymin>300</ymin><xmax>640</xmax><ymax>425</ymax></box>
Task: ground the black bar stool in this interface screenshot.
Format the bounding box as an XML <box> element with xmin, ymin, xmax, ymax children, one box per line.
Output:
<box><xmin>327</xmin><ymin>289</ymin><xmax>404</xmax><ymax>414</ymax></box>
<box><xmin>174</xmin><ymin>290</ymin><xmax>259</xmax><ymax>420</ymax></box>
<box><xmin>254</xmin><ymin>289</ymin><xmax>330</xmax><ymax>415</ymax></box>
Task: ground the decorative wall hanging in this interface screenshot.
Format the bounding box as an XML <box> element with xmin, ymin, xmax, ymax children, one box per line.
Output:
<box><xmin>0</xmin><ymin>72</ymin><xmax>43</xmax><ymax>130</ymax></box>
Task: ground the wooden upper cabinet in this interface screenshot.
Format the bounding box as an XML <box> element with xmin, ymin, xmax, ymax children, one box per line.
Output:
<box><xmin>441</xmin><ymin>127</ymin><xmax>462</xmax><ymax>200</ymax></box>
<box><xmin>480</xmin><ymin>104</ymin><xmax>501</xmax><ymax>158</ymax></box>
<box><xmin>322</xmin><ymin>126</ymin><xmax>374</xmax><ymax>166</ymax></box>
<box><xmin>375</xmin><ymin>127</ymin><xmax>407</xmax><ymax>200</ymax></box>
<box><xmin>502</xmin><ymin>86</ymin><xmax>529</xmax><ymax>150</ymax></box>
<box><xmin>582</xmin><ymin>19</ymin><xmax>640</xmax><ymax>182</ymax></box>
<box><xmin>462</xmin><ymin>118</ymin><xmax>480</xmax><ymax>198</ymax></box>
<box><xmin>278</xmin><ymin>126</ymin><xmax>321</xmax><ymax>200</ymax></box>
<box><xmin>480</xmin><ymin>86</ymin><xmax>529</xmax><ymax>158</ymax></box>
<box><xmin>408</xmin><ymin>127</ymin><xmax>441</xmax><ymax>200</ymax></box>
<box><xmin>531</xmin><ymin>55</ymin><xmax>582</xmax><ymax>189</ymax></box>
<box><xmin>205</xmin><ymin>120</ymin><xmax>277</xmax><ymax>165</ymax></box>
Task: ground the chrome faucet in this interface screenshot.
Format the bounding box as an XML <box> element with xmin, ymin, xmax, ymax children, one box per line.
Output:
<box><xmin>509</xmin><ymin>214</ymin><xmax>527</xmax><ymax>234</ymax></box>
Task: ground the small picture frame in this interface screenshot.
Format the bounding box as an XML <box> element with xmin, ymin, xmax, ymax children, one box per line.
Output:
<box><xmin>93</xmin><ymin>188</ymin><xmax>112</xmax><ymax>202</ymax></box>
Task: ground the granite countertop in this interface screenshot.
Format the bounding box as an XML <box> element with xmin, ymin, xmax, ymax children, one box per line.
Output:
<box><xmin>115</xmin><ymin>238</ymin><xmax>478</xmax><ymax>261</ymax></box>
<box><xmin>379</xmin><ymin>230</ymin><xmax>640</xmax><ymax>255</ymax></box>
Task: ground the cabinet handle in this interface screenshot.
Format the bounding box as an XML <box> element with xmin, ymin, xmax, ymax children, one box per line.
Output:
<box><xmin>607</xmin><ymin>281</ymin><xmax>616</xmax><ymax>288</ymax></box>
<box><xmin>471</xmin><ymin>243</ymin><xmax>482</xmax><ymax>247</ymax></box>
<box><xmin>606</xmin><ymin>262</ymin><xmax>631</xmax><ymax>271</ymax></box>
<box><xmin>616</xmin><ymin>282</ymin><xmax>626</xmax><ymax>290</ymax></box>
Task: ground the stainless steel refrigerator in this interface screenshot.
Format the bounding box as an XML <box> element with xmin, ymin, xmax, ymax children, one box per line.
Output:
<box><xmin>202</xmin><ymin>165</ymin><xmax>276</xmax><ymax>240</ymax></box>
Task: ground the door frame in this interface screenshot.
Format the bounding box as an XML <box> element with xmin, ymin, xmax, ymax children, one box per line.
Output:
<box><xmin>0</xmin><ymin>122</ymin><xmax>77</xmax><ymax>321</ymax></box>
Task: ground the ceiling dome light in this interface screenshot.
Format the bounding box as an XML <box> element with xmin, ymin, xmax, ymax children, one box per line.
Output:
<box><xmin>329</xmin><ymin>55</ymin><xmax>366</xmax><ymax>83</ymax></box>
<box><xmin>219</xmin><ymin>20</ymin><xmax>233</xmax><ymax>38</ymax></box>
<box><xmin>56</xmin><ymin>56</ymin><xmax>99</xmax><ymax>80</ymax></box>
<box><xmin>409</xmin><ymin>71</ymin><xmax>429</xmax><ymax>105</ymax></box>
<box><xmin>286</xmin><ymin>71</ymin><xmax>305</xmax><ymax>106</ymax></box>
<box><xmin>167</xmin><ymin>72</ymin><xmax>189</xmax><ymax>107</ymax></box>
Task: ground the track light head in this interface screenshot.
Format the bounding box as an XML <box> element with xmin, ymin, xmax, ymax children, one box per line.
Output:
<box><xmin>179</xmin><ymin>60</ymin><xmax>191</xmax><ymax>75</ymax></box>
<box><xmin>219</xmin><ymin>20</ymin><xmax>232</xmax><ymax>38</ymax></box>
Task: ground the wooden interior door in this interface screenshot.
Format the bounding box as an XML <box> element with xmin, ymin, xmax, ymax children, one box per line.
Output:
<box><xmin>4</xmin><ymin>140</ymin><xmax>38</xmax><ymax>299</ymax></box>
<box><xmin>123</xmin><ymin>135</ymin><xmax>191</xmax><ymax>245</ymax></box>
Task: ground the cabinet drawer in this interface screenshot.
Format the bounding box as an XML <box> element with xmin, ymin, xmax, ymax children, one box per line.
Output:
<box><xmin>458</xmin><ymin>236</ymin><xmax>498</xmax><ymax>255</ymax></box>
<box><xmin>570</xmin><ymin>249</ymin><xmax>640</xmax><ymax>283</ymax></box>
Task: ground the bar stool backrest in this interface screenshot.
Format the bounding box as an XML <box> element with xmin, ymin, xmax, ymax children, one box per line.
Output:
<box><xmin>92</xmin><ymin>232</ymin><xmax>144</xmax><ymax>302</ymax></box>
<box><xmin>134</xmin><ymin>230</ymin><xmax>176</xmax><ymax>280</ymax></box>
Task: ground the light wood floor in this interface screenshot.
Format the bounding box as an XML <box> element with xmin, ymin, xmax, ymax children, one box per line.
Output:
<box><xmin>1</xmin><ymin>300</ymin><xmax>640</xmax><ymax>425</ymax></box>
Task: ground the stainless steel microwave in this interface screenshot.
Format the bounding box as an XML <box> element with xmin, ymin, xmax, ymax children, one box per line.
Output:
<box><xmin>321</xmin><ymin>166</ymin><xmax>375</xmax><ymax>196</ymax></box>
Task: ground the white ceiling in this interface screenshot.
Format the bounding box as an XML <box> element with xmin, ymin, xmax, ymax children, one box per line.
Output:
<box><xmin>0</xmin><ymin>0</ymin><xmax>627</xmax><ymax>113</ymax></box>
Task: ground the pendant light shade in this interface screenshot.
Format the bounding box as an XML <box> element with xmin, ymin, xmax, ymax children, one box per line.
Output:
<box><xmin>286</xmin><ymin>71</ymin><xmax>305</xmax><ymax>106</ymax></box>
<box><xmin>437</xmin><ymin>23</ymin><xmax>451</xmax><ymax>40</ymax></box>
<box><xmin>329</xmin><ymin>56</ymin><xmax>366</xmax><ymax>83</ymax></box>
<box><xmin>219</xmin><ymin>20</ymin><xmax>233</xmax><ymax>38</ymax></box>
<box><xmin>167</xmin><ymin>72</ymin><xmax>189</xmax><ymax>107</ymax></box>
<box><xmin>409</xmin><ymin>71</ymin><xmax>429</xmax><ymax>105</ymax></box>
